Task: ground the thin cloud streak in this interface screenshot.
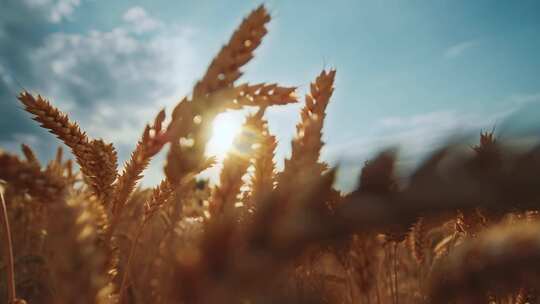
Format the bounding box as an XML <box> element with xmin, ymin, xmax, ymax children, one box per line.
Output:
<box><xmin>325</xmin><ymin>102</ymin><xmax>525</xmax><ymax>192</ymax></box>
<box><xmin>444</xmin><ymin>40</ymin><xmax>478</xmax><ymax>59</ymax></box>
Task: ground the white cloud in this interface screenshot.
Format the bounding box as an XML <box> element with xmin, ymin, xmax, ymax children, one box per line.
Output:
<box><xmin>508</xmin><ymin>92</ymin><xmax>540</xmax><ymax>105</ymax></box>
<box><xmin>31</xmin><ymin>18</ymin><xmax>199</xmax><ymax>110</ymax></box>
<box><xmin>379</xmin><ymin>110</ymin><xmax>458</xmax><ymax>128</ymax></box>
<box><xmin>123</xmin><ymin>6</ymin><xmax>163</xmax><ymax>34</ymax></box>
<box><xmin>23</xmin><ymin>0</ymin><xmax>81</xmax><ymax>23</ymax></box>
<box><xmin>50</xmin><ymin>0</ymin><xmax>81</xmax><ymax>23</ymax></box>
<box><xmin>3</xmin><ymin>5</ymin><xmax>205</xmax><ymax>187</ymax></box>
<box><xmin>444</xmin><ymin>40</ymin><xmax>477</xmax><ymax>59</ymax></box>
<box><xmin>0</xmin><ymin>64</ymin><xmax>15</xmax><ymax>87</ymax></box>
<box><xmin>33</xmin><ymin>25</ymin><xmax>199</xmax><ymax>141</ymax></box>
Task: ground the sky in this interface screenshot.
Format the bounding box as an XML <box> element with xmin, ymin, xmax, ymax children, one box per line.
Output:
<box><xmin>1</xmin><ymin>0</ymin><xmax>540</xmax><ymax>192</ymax></box>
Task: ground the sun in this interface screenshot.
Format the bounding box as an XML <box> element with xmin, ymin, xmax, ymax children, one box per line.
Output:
<box><xmin>207</xmin><ymin>111</ymin><xmax>245</xmax><ymax>159</ymax></box>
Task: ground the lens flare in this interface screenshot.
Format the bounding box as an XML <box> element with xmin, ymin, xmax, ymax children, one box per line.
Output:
<box><xmin>207</xmin><ymin>111</ymin><xmax>244</xmax><ymax>159</ymax></box>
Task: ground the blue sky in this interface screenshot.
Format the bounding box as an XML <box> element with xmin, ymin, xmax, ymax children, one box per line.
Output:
<box><xmin>1</xmin><ymin>0</ymin><xmax>540</xmax><ymax>191</ymax></box>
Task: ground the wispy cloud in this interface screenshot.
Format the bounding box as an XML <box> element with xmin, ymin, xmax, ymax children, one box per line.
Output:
<box><xmin>123</xmin><ymin>6</ymin><xmax>163</xmax><ymax>34</ymax></box>
<box><xmin>444</xmin><ymin>40</ymin><xmax>478</xmax><ymax>59</ymax></box>
<box><xmin>508</xmin><ymin>92</ymin><xmax>540</xmax><ymax>105</ymax></box>
<box><xmin>324</xmin><ymin>105</ymin><xmax>520</xmax><ymax>192</ymax></box>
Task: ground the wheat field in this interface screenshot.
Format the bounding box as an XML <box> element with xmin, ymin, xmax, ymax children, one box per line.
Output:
<box><xmin>1</xmin><ymin>5</ymin><xmax>540</xmax><ymax>304</ymax></box>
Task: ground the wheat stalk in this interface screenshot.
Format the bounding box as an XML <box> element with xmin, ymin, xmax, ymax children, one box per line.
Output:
<box><xmin>0</xmin><ymin>182</ymin><xmax>21</xmax><ymax>304</ymax></box>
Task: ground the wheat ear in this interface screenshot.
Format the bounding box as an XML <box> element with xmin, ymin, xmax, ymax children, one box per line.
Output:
<box><xmin>0</xmin><ymin>150</ymin><xmax>66</xmax><ymax>202</ymax></box>
<box><xmin>18</xmin><ymin>92</ymin><xmax>88</xmax><ymax>150</ymax></box>
<box><xmin>248</xmin><ymin>112</ymin><xmax>277</xmax><ymax>206</ymax></box>
<box><xmin>84</xmin><ymin>139</ymin><xmax>118</xmax><ymax>203</ymax></box>
<box><xmin>226</xmin><ymin>83</ymin><xmax>297</xmax><ymax>109</ymax></box>
<box><xmin>112</xmin><ymin>109</ymin><xmax>167</xmax><ymax>216</ymax></box>
<box><xmin>277</xmin><ymin>69</ymin><xmax>336</xmax><ymax>190</ymax></box>
<box><xmin>165</xmin><ymin>5</ymin><xmax>271</xmax><ymax>188</ymax></box>
<box><xmin>193</xmin><ymin>5</ymin><xmax>270</xmax><ymax>98</ymax></box>
<box><xmin>20</xmin><ymin>144</ymin><xmax>39</xmax><ymax>167</ymax></box>
<box><xmin>210</xmin><ymin>111</ymin><xmax>263</xmax><ymax>216</ymax></box>
<box><xmin>293</xmin><ymin>69</ymin><xmax>335</xmax><ymax>165</ymax></box>
<box><xmin>18</xmin><ymin>92</ymin><xmax>118</xmax><ymax>203</ymax></box>
<box><xmin>407</xmin><ymin>217</ymin><xmax>426</xmax><ymax>265</ymax></box>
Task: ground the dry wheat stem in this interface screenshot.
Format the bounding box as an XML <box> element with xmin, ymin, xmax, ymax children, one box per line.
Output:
<box><xmin>118</xmin><ymin>222</ymin><xmax>145</xmax><ymax>304</ymax></box>
<box><xmin>0</xmin><ymin>182</ymin><xmax>17</xmax><ymax>303</ymax></box>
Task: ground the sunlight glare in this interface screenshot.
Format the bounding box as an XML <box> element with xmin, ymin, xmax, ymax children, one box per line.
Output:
<box><xmin>207</xmin><ymin>111</ymin><xmax>245</xmax><ymax>159</ymax></box>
